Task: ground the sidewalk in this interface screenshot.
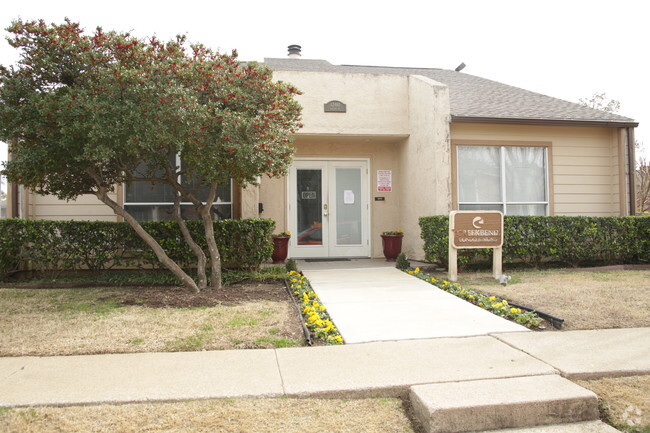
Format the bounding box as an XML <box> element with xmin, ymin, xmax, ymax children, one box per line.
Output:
<box><xmin>1</xmin><ymin>328</ymin><xmax>648</xmax><ymax>407</ymax></box>
<box><xmin>300</xmin><ymin>266</ymin><xmax>526</xmax><ymax>343</ymax></box>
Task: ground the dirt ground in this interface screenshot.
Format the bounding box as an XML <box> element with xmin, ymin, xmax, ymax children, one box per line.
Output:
<box><xmin>0</xmin><ymin>398</ymin><xmax>416</xmax><ymax>433</ymax></box>
<box><xmin>456</xmin><ymin>269</ymin><xmax>650</xmax><ymax>330</ymax></box>
<box><xmin>104</xmin><ymin>280</ymin><xmax>291</xmax><ymax>308</ymax></box>
<box><xmin>0</xmin><ymin>281</ymin><xmax>306</xmax><ymax>356</ymax></box>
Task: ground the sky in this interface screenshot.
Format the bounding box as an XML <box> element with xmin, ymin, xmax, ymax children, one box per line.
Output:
<box><xmin>1</xmin><ymin>0</ymin><xmax>649</xmax><ymax>193</ymax></box>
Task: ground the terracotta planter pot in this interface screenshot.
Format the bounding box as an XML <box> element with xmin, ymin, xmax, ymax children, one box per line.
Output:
<box><xmin>271</xmin><ymin>236</ymin><xmax>290</xmax><ymax>264</ymax></box>
<box><xmin>381</xmin><ymin>234</ymin><xmax>403</xmax><ymax>262</ymax></box>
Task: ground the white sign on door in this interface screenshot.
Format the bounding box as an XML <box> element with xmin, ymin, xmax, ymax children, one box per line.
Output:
<box><xmin>377</xmin><ymin>170</ymin><xmax>392</xmax><ymax>192</ymax></box>
<box><xmin>343</xmin><ymin>190</ymin><xmax>355</xmax><ymax>204</ymax></box>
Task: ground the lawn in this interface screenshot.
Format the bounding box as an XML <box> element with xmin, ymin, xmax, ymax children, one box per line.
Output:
<box><xmin>455</xmin><ymin>269</ymin><xmax>650</xmax><ymax>330</ymax></box>
<box><xmin>0</xmin><ymin>271</ymin><xmax>305</xmax><ymax>356</ymax></box>
<box><xmin>0</xmin><ymin>398</ymin><xmax>416</xmax><ymax>433</ymax></box>
<box><xmin>575</xmin><ymin>375</ymin><xmax>650</xmax><ymax>433</ymax></box>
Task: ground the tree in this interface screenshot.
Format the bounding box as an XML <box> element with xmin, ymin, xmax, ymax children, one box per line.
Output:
<box><xmin>637</xmin><ymin>143</ymin><xmax>650</xmax><ymax>214</ymax></box>
<box><xmin>0</xmin><ymin>19</ymin><xmax>302</xmax><ymax>292</ymax></box>
<box><xmin>579</xmin><ymin>92</ymin><xmax>621</xmax><ymax>113</ymax></box>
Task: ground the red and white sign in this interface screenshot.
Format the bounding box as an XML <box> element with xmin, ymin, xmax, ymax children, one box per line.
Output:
<box><xmin>377</xmin><ymin>170</ymin><xmax>392</xmax><ymax>192</ymax></box>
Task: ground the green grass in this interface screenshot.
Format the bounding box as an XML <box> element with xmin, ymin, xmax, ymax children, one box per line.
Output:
<box><xmin>48</xmin><ymin>298</ymin><xmax>121</xmax><ymax>315</ymax></box>
<box><xmin>163</xmin><ymin>334</ymin><xmax>207</xmax><ymax>352</ymax></box>
<box><xmin>252</xmin><ymin>337</ymin><xmax>302</xmax><ymax>348</ymax></box>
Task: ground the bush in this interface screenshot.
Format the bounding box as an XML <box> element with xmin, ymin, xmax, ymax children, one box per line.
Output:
<box><xmin>0</xmin><ymin>218</ymin><xmax>275</xmax><ymax>279</ymax></box>
<box><xmin>395</xmin><ymin>253</ymin><xmax>410</xmax><ymax>270</ymax></box>
<box><xmin>419</xmin><ymin>215</ymin><xmax>649</xmax><ymax>268</ymax></box>
<box><xmin>285</xmin><ymin>259</ymin><xmax>298</xmax><ymax>273</ymax></box>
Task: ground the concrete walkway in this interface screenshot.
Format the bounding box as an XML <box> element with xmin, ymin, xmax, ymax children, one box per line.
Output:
<box><xmin>300</xmin><ymin>264</ymin><xmax>526</xmax><ymax>343</ymax></box>
<box><xmin>1</xmin><ymin>328</ymin><xmax>648</xmax><ymax>407</ymax></box>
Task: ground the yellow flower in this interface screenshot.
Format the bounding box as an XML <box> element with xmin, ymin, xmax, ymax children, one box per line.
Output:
<box><xmin>503</xmin><ymin>300</ymin><xmax>508</xmax><ymax>305</ymax></box>
<box><xmin>414</xmin><ymin>267</ymin><xmax>420</xmax><ymax>273</ymax></box>
<box><xmin>510</xmin><ymin>307</ymin><xmax>521</xmax><ymax>314</ymax></box>
<box><xmin>488</xmin><ymin>296</ymin><xmax>496</xmax><ymax>301</ymax></box>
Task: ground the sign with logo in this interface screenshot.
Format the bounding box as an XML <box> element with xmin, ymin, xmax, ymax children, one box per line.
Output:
<box><xmin>450</xmin><ymin>211</ymin><xmax>503</xmax><ymax>249</ymax></box>
<box><xmin>324</xmin><ymin>100</ymin><xmax>347</xmax><ymax>113</ymax></box>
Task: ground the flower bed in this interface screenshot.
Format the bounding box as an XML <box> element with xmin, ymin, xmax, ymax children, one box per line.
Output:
<box><xmin>404</xmin><ymin>268</ymin><xmax>542</xmax><ymax>328</ymax></box>
<box><xmin>287</xmin><ymin>271</ymin><xmax>344</xmax><ymax>344</ymax></box>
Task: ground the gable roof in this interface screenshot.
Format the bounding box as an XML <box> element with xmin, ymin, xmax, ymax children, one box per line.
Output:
<box><xmin>264</xmin><ymin>58</ymin><xmax>638</xmax><ymax>127</ymax></box>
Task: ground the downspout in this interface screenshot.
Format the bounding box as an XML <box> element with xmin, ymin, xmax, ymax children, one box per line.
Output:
<box><xmin>11</xmin><ymin>183</ymin><xmax>19</xmax><ymax>218</ymax></box>
<box><xmin>627</xmin><ymin>127</ymin><xmax>636</xmax><ymax>215</ymax></box>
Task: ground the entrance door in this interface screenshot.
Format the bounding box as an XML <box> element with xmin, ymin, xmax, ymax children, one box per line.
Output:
<box><xmin>288</xmin><ymin>159</ymin><xmax>370</xmax><ymax>258</ymax></box>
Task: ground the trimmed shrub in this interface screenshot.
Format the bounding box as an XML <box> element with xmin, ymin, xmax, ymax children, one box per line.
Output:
<box><xmin>0</xmin><ymin>219</ymin><xmax>26</xmax><ymax>277</ymax></box>
<box><xmin>0</xmin><ymin>218</ymin><xmax>275</xmax><ymax>279</ymax></box>
<box><xmin>419</xmin><ymin>215</ymin><xmax>649</xmax><ymax>268</ymax></box>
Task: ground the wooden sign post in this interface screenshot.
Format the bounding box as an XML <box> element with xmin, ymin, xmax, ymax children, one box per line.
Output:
<box><xmin>448</xmin><ymin>211</ymin><xmax>504</xmax><ymax>282</ymax></box>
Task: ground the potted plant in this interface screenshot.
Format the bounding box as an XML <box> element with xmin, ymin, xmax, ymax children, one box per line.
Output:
<box><xmin>271</xmin><ymin>231</ymin><xmax>291</xmax><ymax>264</ymax></box>
<box><xmin>381</xmin><ymin>229</ymin><xmax>404</xmax><ymax>262</ymax></box>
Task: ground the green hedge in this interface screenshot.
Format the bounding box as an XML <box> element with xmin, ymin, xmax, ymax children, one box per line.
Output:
<box><xmin>0</xmin><ymin>218</ymin><xmax>275</xmax><ymax>279</ymax></box>
<box><xmin>419</xmin><ymin>215</ymin><xmax>650</xmax><ymax>268</ymax></box>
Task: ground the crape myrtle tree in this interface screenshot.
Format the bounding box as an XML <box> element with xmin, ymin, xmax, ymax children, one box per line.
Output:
<box><xmin>0</xmin><ymin>19</ymin><xmax>302</xmax><ymax>292</ymax></box>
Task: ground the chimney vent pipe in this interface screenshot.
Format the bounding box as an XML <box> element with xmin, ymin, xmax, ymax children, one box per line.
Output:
<box><xmin>288</xmin><ymin>44</ymin><xmax>302</xmax><ymax>58</ymax></box>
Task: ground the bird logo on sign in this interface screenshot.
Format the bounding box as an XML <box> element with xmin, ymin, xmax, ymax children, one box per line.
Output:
<box><xmin>472</xmin><ymin>216</ymin><xmax>484</xmax><ymax>229</ymax></box>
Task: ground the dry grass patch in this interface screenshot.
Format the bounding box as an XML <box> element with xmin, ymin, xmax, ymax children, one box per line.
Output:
<box><xmin>575</xmin><ymin>375</ymin><xmax>650</xmax><ymax>432</ymax></box>
<box><xmin>0</xmin><ymin>283</ymin><xmax>305</xmax><ymax>356</ymax></box>
<box><xmin>457</xmin><ymin>269</ymin><xmax>650</xmax><ymax>330</ymax></box>
<box><xmin>0</xmin><ymin>398</ymin><xmax>416</xmax><ymax>433</ymax></box>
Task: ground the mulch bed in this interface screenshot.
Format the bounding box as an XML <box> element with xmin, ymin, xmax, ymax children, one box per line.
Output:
<box><xmin>3</xmin><ymin>280</ymin><xmax>291</xmax><ymax>309</ymax></box>
<box><xmin>113</xmin><ymin>281</ymin><xmax>290</xmax><ymax>308</ymax></box>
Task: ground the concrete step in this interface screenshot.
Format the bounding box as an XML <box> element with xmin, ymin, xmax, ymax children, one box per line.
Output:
<box><xmin>474</xmin><ymin>421</ymin><xmax>622</xmax><ymax>432</ymax></box>
<box><xmin>409</xmin><ymin>375</ymin><xmax>600</xmax><ymax>433</ymax></box>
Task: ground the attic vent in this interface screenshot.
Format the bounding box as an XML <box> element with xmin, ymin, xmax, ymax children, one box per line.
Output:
<box><xmin>288</xmin><ymin>44</ymin><xmax>302</xmax><ymax>58</ymax></box>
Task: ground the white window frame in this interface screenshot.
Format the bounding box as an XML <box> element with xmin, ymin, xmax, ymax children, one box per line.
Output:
<box><xmin>123</xmin><ymin>154</ymin><xmax>233</xmax><ymax>220</ymax></box>
<box><xmin>457</xmin><ymin>145</ymin><xmax>550</xmax><ymax>216</ymax></box>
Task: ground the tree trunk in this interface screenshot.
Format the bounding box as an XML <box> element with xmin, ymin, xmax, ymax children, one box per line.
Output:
<box><xmin>93</xmin><ymin>186</ymin><xmax>200</xmax><ymax>293</ymax></box>
<box><xmin>172</xmin><ymin>194</ymin><xmax>208</xmax><ymax>290</ymax></box>
<box><xmin>200</xmin><ymin>183</ymin><xmax>222</xmax><ymax>290</ymax></box>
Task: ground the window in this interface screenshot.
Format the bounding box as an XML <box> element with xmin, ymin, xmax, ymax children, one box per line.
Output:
<box><xmin>124</xmin><ymin>155</ymin><xmax>232</xmax><ymax>221</ymax></box>
<box><xmin>457</xmin><ymin>145</ymin><xmax>549</xmax><ymax>216</ymax></box>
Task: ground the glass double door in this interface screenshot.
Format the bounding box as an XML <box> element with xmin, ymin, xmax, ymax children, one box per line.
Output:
<box><xmin>288</xmin><ymin>160</ymin><xmax>370</xmax><ymax>258</ymax></box>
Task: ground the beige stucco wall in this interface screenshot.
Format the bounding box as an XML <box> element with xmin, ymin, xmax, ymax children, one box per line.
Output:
<box><xmin>398</xmin><ymin>76</ymin><xmax>452</xmax><ymax>259</ymax></box>
<box><xmin>450</xmin><ymin>123</ymin><xmax>625</xmax><ymax>216</ymax></box>
<box><xmin>273</xmin><ymin>71</ymin><xmax>410</xmax><ymax>136</ymax></box>
<box><xmin>257</xmin><ymin>71</ymin><xmax>452</xmax><ymax>259</ymax></box>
